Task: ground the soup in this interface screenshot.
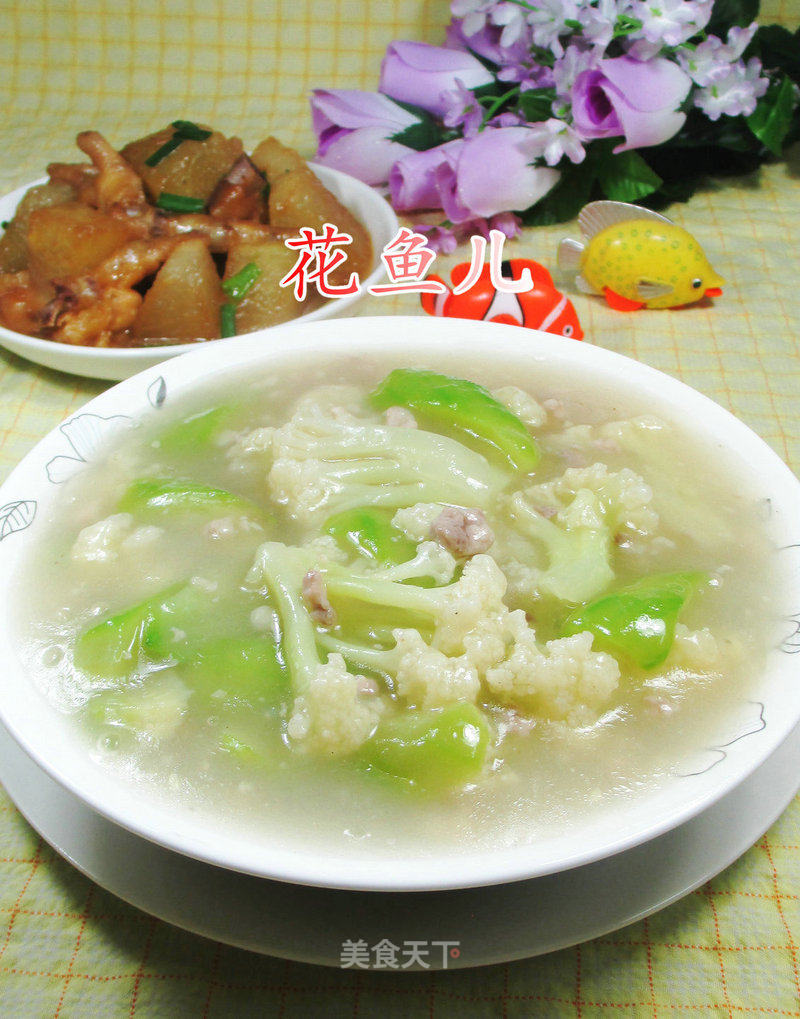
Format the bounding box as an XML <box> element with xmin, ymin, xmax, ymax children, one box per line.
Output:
<box><xmin>15</xmin><ymin>353</ymin><xmax>777</xmax><ymax>856</ymax></box>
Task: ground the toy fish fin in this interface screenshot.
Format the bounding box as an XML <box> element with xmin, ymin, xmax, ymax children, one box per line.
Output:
<box><xmin>507</xmin><ymin>258</ymin><xmax>554</xmax><ymax>290</ymax></box>
<box><xmin>603</xmin><ymin>287</ymin><xmax>645</xmax><ymax>312</ymax></box>
<box><xmin>557</xmin><ymin>237</ymin><xmax>584</xmax><ymax>271</ymax></box>
<box><xmin>579</xmin><ymin>200</ymin><xmax>672</xmax><ymax>239</ymax></box>
<box><xmin>484</xmin><ymin>289</ymin><xmax>524</xmax><ymax>325</ymax></box>
<box><xmin>636</xmin><ymin>280</ymin><xmax>673</xmax><ymax>300</ymax></box>
<box><xmin>488</xmin><ymin>313</ymin><xmax>522</xmax><ymax>327</ymax></box>
<box><xmin>575</xmin><ymin>273</ymin><xmax>598</xmax><ymax>295</ymax></box>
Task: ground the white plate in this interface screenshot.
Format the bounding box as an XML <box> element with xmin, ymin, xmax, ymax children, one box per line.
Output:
<box><xmin>0</xmin><ymin>166</ymin><xmax>398</xmax><ymax>380</ymax></box>
<box><xmin>1</xmin><ymin>716</ymin><xmax>798</xmax><ymax>969</ymax></box>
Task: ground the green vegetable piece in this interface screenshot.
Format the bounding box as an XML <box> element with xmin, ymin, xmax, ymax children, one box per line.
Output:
<box><xmin>222</xmin><ymin>262</ymin><xmax>262</xmax><ymax>300</ymax></box>
<box><xmin>562</xmin><ymin>571</ymin><xmax>709</xmax><ymax>670</ymax></box>
<box><xmin>361</xmin><ymin>703</ymin><xmax>490</xmax><ymax>791</ymax></box>
<box><xmin>179</xmin><ymin>636</ymin><xmax>287</xmax><ymax>708</ymax></box>
<box><xmin>170</xmin><ymin>119</ymin><xmax>212</xmax><ymax>141</ymax></box>
<box><xmin>220</xmin><ymin>302</ymin><xmax>237</xmax><ymax>337</ymax></box>
<box><xmin>75</xmin><ymin>582</ymin><xmax>185</xmax><ymax>677</ymax></box>
<box><xmin>323</xmin><ymin>507</ymin><xmax>417</xmax><ymax>566</ymax></box>
<box><xmin>370</xmin><ymin>369</ymin><xmax>539</xmax><ymax>473</ymax></box>
<box><xmin>145</xmin><ymin>120</ymin><xmax>213</xmax><ymax>167</ymax></box>
<box><xmin>156</xmin><ymin>405</ymin><xmax>232</xmax><ymax>456</ymax></box>
<box><xmin>155</xmin><ymin>192</ymin><xmax>206</xmax><ymax>213</ymax></box>
<box><xmin>76</xmin><ymin>581</ymin><xmax>262</xmax><ymax>676</ymax></box>
<box><xmin>117</xmin><ymin>478</ymin><xmax>260</xmax><ymax>521</ymax></box>
<box><xmin>216</xmin><ymin>733</ymin><xmax>263</xmax><ymax>766</ymax></box>
<box><xmin>85</xmin><ymin>672</ymin><xmax>190</xmax><ymax>743</ymax></box>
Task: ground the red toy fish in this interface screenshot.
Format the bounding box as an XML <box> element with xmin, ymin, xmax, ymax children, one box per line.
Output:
<box><xmin>421</xmin><ymin>259</ymin><xmax>583</xmax><ymax>339</ymax></box>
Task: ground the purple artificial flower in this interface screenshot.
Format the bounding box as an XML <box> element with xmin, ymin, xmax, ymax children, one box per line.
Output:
<box><xmin>694</xmin><ymin>58</ymin><xmax>769</xmax><ymax>120</ymax></box>
<box><xmin>676</xmin><ymin>23</ymin><xmax>759</xmax><ymax>86</ymax></box>
<box><xmin>390</xmin><ymin>128</ymin><xmax>559</xmax><ymax>221</ymax></box>
<box><xmin>435</xmin><ymin>128</ymin><xmax>558</xmax><ymax>220</ymax></box>
<box><xmin>389</xmin><ymin>139</ymin><xmax>466</xmax><ymax>212</ymax></box>
<box><xmin>379</xmin><ymin>41</ymin><xmax>493</xmax><ymax>116</ymax></box>
<box><xmin>526</xmin><ymin>0</ymin><xmax>580</xmax><ymax>58</ymax></box>
<box><xmin>446</xmin><ymin>20</ymin><xmax>531</xmax><ymax>69</ymax></box>
<box><xmin>574</xmin><ymin>0</ymin><xmax>625</xmax><ymax>52</ymax></box>
<box><xmin>552</xmin><ymin>43</ymin><xmax>599</xmax><ymax>106</ymax></box>
<box><xmin>627</xmin><ymin>0</ymin><xmax>713</xmax><ymax>60</ymax></box>
<box><xmin>525</xmin><ymin>118</ymin><xmax>586</xmax><ymax>165</ymax></box>
<box><xmin>441</xmin><ymin>79</ymin><xmax>485</xmax><ymax>138</ymax></box>
<box><xmin>311</xmin><ymin>90</ymin><xmax>419</xmax><ymax>185</ymax></box>
<box><xmin>571</xmin><ymin>55</ymin><xmax>691</xmax><ymax>152</ymax></box>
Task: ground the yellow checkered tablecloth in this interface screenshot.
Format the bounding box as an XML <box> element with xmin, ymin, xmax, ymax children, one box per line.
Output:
<box><xmin>1</xmin><ymin>1</ymin><xmax>799</xmax><ymax>1014</ymax></box>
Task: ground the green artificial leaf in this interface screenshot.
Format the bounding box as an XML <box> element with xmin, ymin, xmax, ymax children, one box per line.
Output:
<box><xmin>707</xmin><ymin>0</ymin><xmax>760</xmax><ymax>36</ymax></box>
<box><xmin>596</xmin><ymin>149</ymin><xmax>663</xmax><ymax>203</ymax></box>
<box><xmin>747</xmin><ymin>75</ymin><xmax>796</xmax><ymax>155</ymax></box>
<box><xmin>519</xmin><ymin>160</ymin><xmax>598</xmax><ymax>226</ymax></box>
<box><xmin>389</xmin><ymin>99</ymin><xmax>448</xmax><ymax>152</ymax></box>
<box><xmin>517</xmin><ymin>87</ymin><xmax>556</xmax><ymax>122</ymax></box>
<box><xmin>391</xmin><ymin>119</ymin><xmax>448</xmax><ymax>152</ymax></box>
<box><xmin>746</xmin><ymin>25</ymin><xmax>800</xmax><ymax>85</ymax></box>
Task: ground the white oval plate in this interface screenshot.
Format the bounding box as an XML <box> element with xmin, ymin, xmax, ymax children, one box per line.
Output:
<box><xmin>0</xmin><ymin>166</ymin><xmax>398</xmax><ymax>380</ymax></box>
<box><xmin>0</xmin><ymin>317</ymin><xmax>798</xmax><ymax>892</ymax></box>
<box><xmin>1</xmin><ymin>718</ymin><xmax>798</xmax><ymax>968</ymax></box>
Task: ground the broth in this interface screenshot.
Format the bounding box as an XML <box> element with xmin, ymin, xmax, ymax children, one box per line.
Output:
<box><xmin>15</xmin><ymin>351</ymin><xmax>779</xmax><ymax>856</ymax></box>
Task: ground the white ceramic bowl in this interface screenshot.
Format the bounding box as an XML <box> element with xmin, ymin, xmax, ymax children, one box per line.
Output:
<box><xmin>0</xmin><ymin>317</ymin><xmax>798</xmax><ymax>892</ymax></box>
<box><xmin>0</xmin><ymin>167</ymin><xmax>398</xmax><ymax>381</ymax></box>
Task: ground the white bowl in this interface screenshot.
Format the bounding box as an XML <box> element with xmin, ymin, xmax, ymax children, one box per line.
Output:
<box><xmin>0</xmin><ymin>317</ymin><xmax>798</xmax><ymax>892</ymax></box>
<box><xmin>0</xmin><ymin>167</ymin><xmax>398</xmax><ymax>380</ymax></box>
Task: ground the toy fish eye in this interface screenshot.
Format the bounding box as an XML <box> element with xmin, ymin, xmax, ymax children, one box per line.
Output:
<box><xmin>691</xmin><ymin>278</ymin><xmax>703</xmax><ymax>289</ymax></box>
<box><xmin>562</xmin><ymin>324</ymin><xmax>574</xmax><ymax>336</ymax></box>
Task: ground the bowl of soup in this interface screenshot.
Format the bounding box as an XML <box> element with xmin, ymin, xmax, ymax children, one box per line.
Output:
<box><xmin>0</xmin><ymin>316</ymin><xmax>798</xmax><ymax>891</ymax></box>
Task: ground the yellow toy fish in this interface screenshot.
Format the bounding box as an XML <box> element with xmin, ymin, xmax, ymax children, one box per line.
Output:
<box><xmin>558</xmin><ymin>201</ymin><xmax>725</xmax><ymax>311</ymax></box>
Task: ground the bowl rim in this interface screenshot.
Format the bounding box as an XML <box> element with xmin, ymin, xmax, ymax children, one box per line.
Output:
<box><xmin>0</xmin><ymin>164</ymin><xmax>399</xmax><ymax>372</ymax></box>
<box><xmin>1</xmin><ymin>316</ymin><xmax>799</xmax><ymax>892</ymax></box>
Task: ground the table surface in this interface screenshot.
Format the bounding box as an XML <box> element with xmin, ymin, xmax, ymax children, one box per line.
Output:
<box><xmin>1</xmin><ymin>1</ymin><xmax>799</xmax><ymax>1015</ymax></box>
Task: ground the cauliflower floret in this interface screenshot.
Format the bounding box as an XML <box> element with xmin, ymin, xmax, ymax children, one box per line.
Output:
<box><xmin>391</xmin><ymin>503</ymin><xmax>446</xmax><ymax>542</ymax></box>
<box><xmin>373</xmin><ymin>541</ymin><xmax>457</xmax><ymax>585</ymax></box>
<box><xmin>120</xmin><ymin>524</ymin><xmax>163</xmax><ymax>553</ymax></box>
<box><xmin>431</xmin><ymin>554</ymin><xmax>509</xmax><ymax>655</ymax></box>
<box><xmin>670</xmin><ymin>624</ymin><xmax>720</xmax><ymax>671</ymax></box>
<box><xmin>269</xmin><ymin>405</ymin><xmax>507</xmax><ymax>524</ymax></box>
<box><xmin>286</xmin><ymin>653</ymin><xmax>383</xmax><ymax>755</ymax></box>
<box><xmin>269</xmin><ymin>457</ymin><xmax>340</xmax><ymax>519</ymax></box>
<box><xmin>223</xmin><ymin>426</ymin><xmax>275</xmax><ymax>464</ymax></box>
<box><xmin>485</xmin><ymin>620</ymin><xmax>620</xmax><ymax>727</ymax></box>
<box><xmin>526</xmin><ymin>462</ymin><xmax>658</xmax><ymax>537</ymax></box>
<box><xmin>492</xmin><ymin>386</ymin><xmax>546</xmax><ymax>429</ymax></box>
<box><xmin>71</xmin><ymin>513</ymin><xmax>134</xmax><ymax>563</ymax></box>
<box><xmin>304</xmin><ymin>533</ymin><xmax>350</xmax><ymax>566</ymax></box>
<box><xmin>393</xmin><ymin>629</ymin><xmax>481</xmax><ymax>708</ymax></box>
<box><xmin>292</xmin><ymin>385</ymin><xmax>370</xmax><ymax>425</ymax></box>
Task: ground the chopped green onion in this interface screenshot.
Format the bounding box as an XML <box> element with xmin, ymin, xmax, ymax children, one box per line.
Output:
<box><xmin>145</xmin><ymin>121</ymin><xmax>212</xmax><ymax>167</ymax></box>
<box><xmin>145</xmin><ymin>136</ymin><xmax>184</xmax><ymax>168</ymax></box>
<box><xmin>220</xmin><ymin>303</ymin><xmax>237</xmax><ymax>338</ymax></box>
<box><xmin>156</xmin><ymin>192</ymin><xmax>206</xmax><ymax>213</ymax></box>
<box><xmin>171</xmin><ymin>120</ymin><xmax>212</xmax><ymax>141</ymax></box>
<box><xmin>222</xmin><ymin>262</ymin><xmax>262</xmax><ymax>300</ymax></box>
<box><xmin>0</xmin><ymin>220</ymin><xmax>9</xmax><ymax>230</ymax></box>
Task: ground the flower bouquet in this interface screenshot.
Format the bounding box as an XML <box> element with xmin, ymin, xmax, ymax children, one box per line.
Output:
<box><xmin>311</xmin><ymin>0</ymin><xmax>800</xmax><ymax>249</ymax></box>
